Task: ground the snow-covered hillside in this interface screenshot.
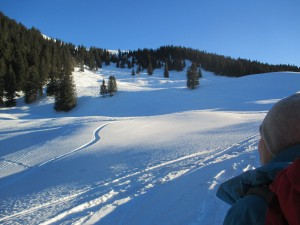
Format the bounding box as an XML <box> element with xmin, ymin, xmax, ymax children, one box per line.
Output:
<box><xmin>1</xmin><ymin>64</ymin><xmax>300</xmax><ymax>225</ymax></box>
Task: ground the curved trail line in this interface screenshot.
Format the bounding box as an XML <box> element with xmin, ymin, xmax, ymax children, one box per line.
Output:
<box><xmin>40</xmin><ymin>122</ymin><xmax>112</xmax><ymax>166</ymax></box>
<box><xmin>0</xmin><ymin>122</ymin><xmax>115</xmax><ymax>222</ymax></box>
<box><xmin>0</xmin><ymin>122</ymin><xmax>114</xmax><ymax>190</ymax></box>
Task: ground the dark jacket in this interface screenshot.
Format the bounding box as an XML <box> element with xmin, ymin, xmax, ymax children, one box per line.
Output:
<box><xmin>216</xmin><ymin>144</ymin><xmax>300</xmax><ymax>225</ymax></box>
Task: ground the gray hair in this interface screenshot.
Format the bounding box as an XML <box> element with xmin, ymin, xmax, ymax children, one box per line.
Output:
<box><xmin>261</xmin><ymin>93</ymin><xmax>300</xmax><ymax>155</ymax></box>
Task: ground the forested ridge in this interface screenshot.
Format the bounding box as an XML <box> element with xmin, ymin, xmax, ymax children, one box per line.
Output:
<box><xmin>1</xmin><ymin>11</ymin><xmax>299</xmax><ymax>110</ymax></box>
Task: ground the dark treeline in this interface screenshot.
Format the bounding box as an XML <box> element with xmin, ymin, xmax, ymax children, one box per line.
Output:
<box><xmin>1</xmin><ymin>11</ymin><xmax>299</xmax><ymax>109</ymax></box>
<box><xmin>127</xmin><ymin>46</ymin><xmax>300</xmax><ymax>77</ymax></box>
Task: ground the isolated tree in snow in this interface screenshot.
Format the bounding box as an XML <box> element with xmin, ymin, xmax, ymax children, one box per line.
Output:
<box><xmin>107</xmin><ymin>76</ymin><xmax>117</xmax><ymax>96</ymax></box>
<box><xmin>187</xmin><ymin>63</ymin><xmax>199</xmax><ymax>89</ymax></box>
<box><xmin>100</xmin><ymin>79</ymin><xmax>107</xmax><ymax>97</ymax></box>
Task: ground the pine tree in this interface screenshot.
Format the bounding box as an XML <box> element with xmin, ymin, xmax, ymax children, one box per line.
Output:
<box><xmin>88</xmin><ymin>50</ymin><xmax>95</xmax><ymax>70</ymax></box>
<box><xmin>172</xmin><ymin>59</ymin><xmax>183</xmax><ymax>71</ymax></box>
<box><xmin>100</xmin><ymin>79</ymin><xmax>107</xmax><ymax>97</ymax></box>
<box><xmin>107</xmin><ymin>76</ymin><xmax>117</xmax><ymax>96</ymax></box>
<box><xmin>164</xmin><ymin>61</ymin><xmax>169</xmax><ymax>78</ymax></box>
<box><xmin>54</xmin><ymin>71</ymin><xmax>77</xmax><ymax>111</ymax></box>
<box><xmin>95</xmin><ymin>50</ymin><xmax>102</xmax><ymax>69</ymax></box>
<box><xmin>47</xmin><ymin>55</ymin><xmax>59</xmax><ymax>97</ymax></box>
<box><xmin>5</xmin><ymin>65</ymin><xmax>17</xmax><ymax>107</ymax></box>
<box><xmin>24</xmin><ymin>66</ymin><xmax>39</xmax><ymax>103</ymax></box>
<box><xmin>132</xmin><ymin>68</ymin><xmax>135</xmax><ymax>76</ymax></box>
<box><xmin>104</xmin><ymin>51</ymin><xmax>110</xmax><ymax>66</ymax></box>
<box><xmin>39</xmin><ymin>44</ymin><xmax>52</xmax><ymax>96</ymax></box>
<box><xmin>54</xmin><ymin>48</ymin><xmax>77</xmax><ymax>111</ymax></box>
<box><xmin>187</xmin><ymin>63</ymin><xmax>199</xmax><ymax>89</ymax></box>
<box><xmin>147</xmin><ymin>54</ymin><xmax>153</xmax><ymax>75</ymax></box>
<box><xmin>47</xmin><ymin>41</ymin><xmax>62</xmax><ymax>97</ymax></box>
<box><xmin>0</xmin><ymin>58</ymin><xmax>6</xmax><ymax>106</ymax></box>
<box><xmin>13</xmin><ymin>49</ymin><xmax>27</xmax><ymax>91</ymax></box>
<box><xmin>127</xmin><ymin>61</ymin><xmax>132</xmax><ymax>69</ymax></box>
<box><xmin>136</xmin><ymin>65</ymin><xmax>141</xmax><ymax>75</ymax></box>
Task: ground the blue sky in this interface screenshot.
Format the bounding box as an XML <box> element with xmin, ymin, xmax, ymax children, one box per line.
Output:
<box><xmin>1</xmin><ymin>0</ymin><xmax>300</xmax><ymax>66</ymax></box>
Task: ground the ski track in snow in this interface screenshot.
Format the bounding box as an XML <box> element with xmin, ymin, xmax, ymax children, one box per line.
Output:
<box><xmin>0</xmin><ymin>121</ymin><xmax>117</xmax><ymax>224</ymax></box>
<box><xmin>0</xmin><ymin>121</ymin><xmax>114</xmax><ymax>189</ymax></box>
<box><xmin>13</xmin><ymin>133</ymin><xmax>261</xmax><ymax>225</ymax></box>
<box><xmin>39</xmin><ymin>122</ymin><xmax>112</xmax><ymax>166</ymax></box>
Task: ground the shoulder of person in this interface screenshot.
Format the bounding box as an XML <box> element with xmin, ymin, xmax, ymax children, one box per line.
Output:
<box><xmin>216</xmin><ymin>161</ymin><xmax>287</xmax><ymax>206</ymax></box>
<box><xmin>223</xmin><ymin>194</ymin><xmax>267</xmax><ymax>225</ymax></box>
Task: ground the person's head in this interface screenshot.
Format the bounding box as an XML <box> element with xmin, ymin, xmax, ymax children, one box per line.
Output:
<box><xmin>259</xmin><ymin>93</ymin><xmax>300</xmax><ymax>165</ymax></box>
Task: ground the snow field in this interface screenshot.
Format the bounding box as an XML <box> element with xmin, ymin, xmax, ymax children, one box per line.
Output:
<box><xmin>1</xmin><ymin>64</ymin><xmax>300</xmax><ymax>224</ymax></box>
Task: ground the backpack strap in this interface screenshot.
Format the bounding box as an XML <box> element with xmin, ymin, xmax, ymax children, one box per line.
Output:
<box><xmin>246</xmin><ymin>186</ymin><xmax>274</xmax><ymax>203</ymax></box>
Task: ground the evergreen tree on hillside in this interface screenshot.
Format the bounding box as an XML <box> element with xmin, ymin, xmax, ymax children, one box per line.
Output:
<box><xmin>136</xmin><ymin>65</ymin><xmax>141</xmax><ymax>75</ymax></box>
<box><xmin>0</xmin><ymin>58</ymin><xmax>6</xmax><ymax>106</ymax></box>
<box><xmin>147</xmin><ymin>54</ymin><xmax>153</xmax><ymax>75</ymax></box>
<box><xmin>164</xmin><ymin>61</ymin><xmax>169</xmax><ymax>78</ymax></box>
<box><xmin>46</xmin><ymin>72</ymin><xmax>58</xmax><ymax>97</ymax></box>
<box><xmin>54</xmin><ymin>72</ymin><xmax>77</xmax><ymax>111</ymax></box>
<box><xmin>39</xmin><ymin>51</ymin><xmax>51</xmax><ymax>97</ymax></box>
<box><xmin>100</xmin><ymin>79</ymin><xmax>107</xmax><ymax>97</ymax></box>
<box><xmin>104</xmin><ymin>51</ymin><xmax>111</xmax><ymax>66</ymax></box>
<box><xmin>88</xmin><ymin>50</ymin><xmax>97</xmax><ymax>71</ymax></box>
<box><xmin>47</xmin><ymin>51</ymin><xmax>60</xmax><ymax>97</ymax></box>
<box><xmin>107</xmin><ymin>76</ymin><xmax>117</xmax><ymax>96</ymax></box>
<box><xmin>24</xmin><ymin>66</ymin><xmax>39</xmax><ymax>103</ymax></box>
<box><xmin>47</xmin><ymin>42</ymin><xmax>66</xmax><ymax>97</ymax></box>
<box><xmin>13</xmin><ymin>49</ymin><xmax>27</xmax><ymax>91</ymax></box>
<box><xmin>172</xmin><ymin>59</ymin><xmax>184</xmax><ymax>71</ymax></box>
<box><xmin>127</xmin><ymin>61</ymin><xmax>132</xmax><ymax>69</ymax></box>
<box><xmin>187</xmin><ymin>63</ymin><xmax>199</xmax><ymax>89</ymax></box>
<box><xmin>54</xmin><ymin>48</ymin><xmax>77</xmax><ymax>111</ymax></box>
<box><xmin>4</xmin><ymin>65</ymin><xmax>17</xmax><ymax>107</ymax></box>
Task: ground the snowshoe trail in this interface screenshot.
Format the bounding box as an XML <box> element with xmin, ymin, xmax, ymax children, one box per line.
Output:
<box><xmin>30</xmin><ymin>134</ymin><xmax>260</xmax><ymax>225</ymax></box>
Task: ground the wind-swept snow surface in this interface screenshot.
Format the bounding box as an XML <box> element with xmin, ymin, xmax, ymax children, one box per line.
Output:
<box><xmin>1</xmin><ymin>64</ymin><xmax>300</xmax><ymax>225</ymax></box>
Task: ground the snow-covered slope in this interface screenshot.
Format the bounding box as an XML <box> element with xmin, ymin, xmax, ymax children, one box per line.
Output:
<box><xmin>1</xmin><ymin>64</ymin><xmax>300</xmax><ymax>225</ymax></box>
